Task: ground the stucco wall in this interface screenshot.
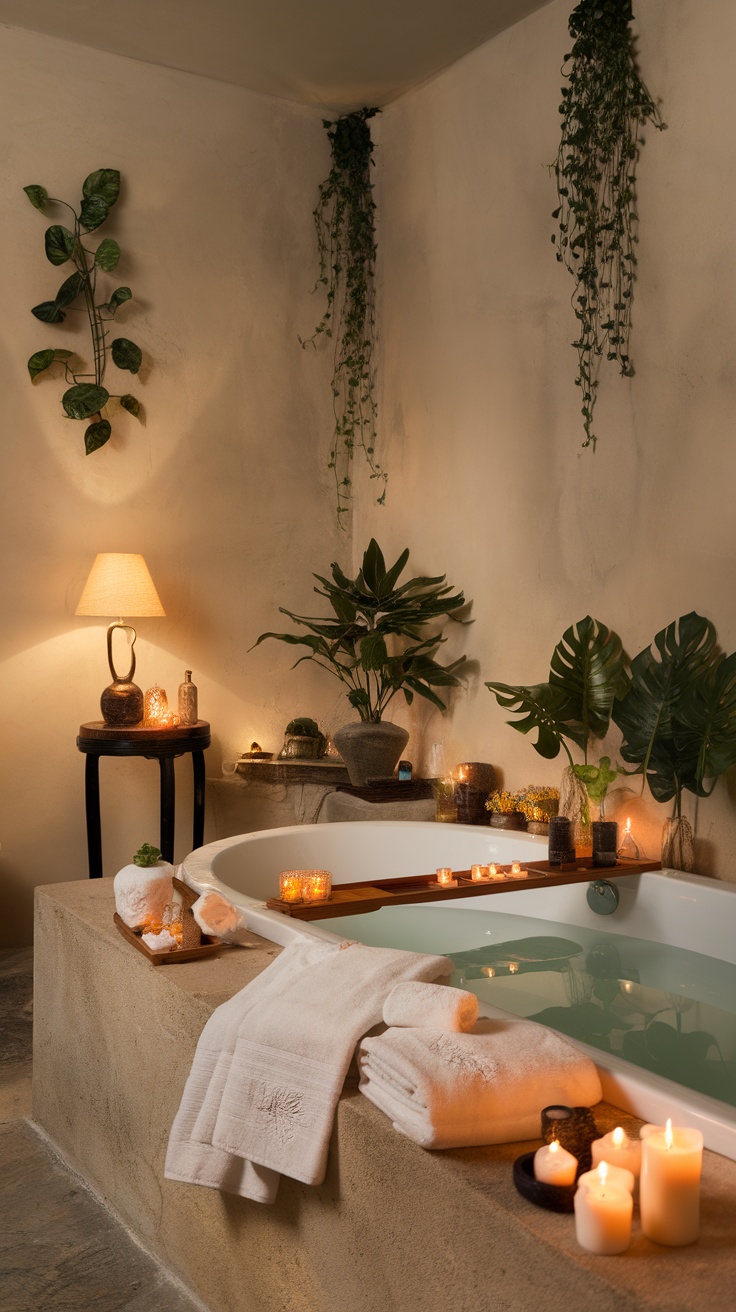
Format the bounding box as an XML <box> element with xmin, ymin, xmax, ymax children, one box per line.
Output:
<box><xmin>0</xmin><ymin>26</ymin><xmax>347</xmax><ymax>944</ymax></box>
<box><xmin>359</xmin><ymin>0</ymin><xmax>736</xmax><ymax>878</ymax></box>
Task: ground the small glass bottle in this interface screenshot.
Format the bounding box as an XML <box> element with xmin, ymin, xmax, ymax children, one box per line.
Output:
<box><xmin>178</xmin><ymin>670</ymin><xmax>198</xmax><ymax>726</ymax></box>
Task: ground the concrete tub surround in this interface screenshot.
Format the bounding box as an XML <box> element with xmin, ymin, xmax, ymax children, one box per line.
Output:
<box><xmin>35</xmin><ymin>880</ymin><xmax>736</xmax><ymax>1312</ymax></box>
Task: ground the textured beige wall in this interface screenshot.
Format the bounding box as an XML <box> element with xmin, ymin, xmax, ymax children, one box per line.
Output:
<box><xmin>0</xmin><ymin>26</ymin><xmax>348</xmax><ymax>944</ymax></box>
<box><xmin>357</xmin><ymin>0</ymin><xmax>736</xmax><ymax>879</ymax></box>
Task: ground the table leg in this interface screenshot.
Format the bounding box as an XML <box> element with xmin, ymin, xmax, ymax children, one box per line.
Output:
<box><xmin>84</xmin><ymin>755</ymin><xmax>103</xmax><ymax>879</ymax></box>
<box><xmin>159</xmin><ymin>757</ymin><xmax>176</xmax><ymax>863</ymax></box>
<box><xmin>192</xmin><ymin>750</ymin><xmax>205</xmax><ymax>850</ymax></box>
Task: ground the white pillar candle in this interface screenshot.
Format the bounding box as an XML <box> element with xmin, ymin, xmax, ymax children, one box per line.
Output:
<box><xmin>591</xmin><ymin>1127</ymin><xmax>642</xmax><ymax>1179</ymax></box>
<box><xmin>574</xmin><ymin>1165</ymin><xmax>633</xmax><ymax>1255</ymax></box>
<box><xmin>534</xmin><ymin>1139</ymin><xmax>578</xmax><ymax>1186</ymax></box>
<box><xmin>640</xmin><ymin>1120</ymin><xmax>703</xmax><ymax>1246</ymax></box>
<box><xmin>578</xmin><ymin>1161</ymin><xmax>635</xmax><ymax>1196</ymax></box>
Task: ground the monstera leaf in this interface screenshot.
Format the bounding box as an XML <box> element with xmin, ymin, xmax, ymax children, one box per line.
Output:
<box><xmin>549</xmin><ymin>616</ymin><xmax>628</xmax><ymax>743</ymax></box>
<box><xmin>485</xmin><ymin>681</ymin><xmax>571</xmax><ymax>760</ymax></box>
<box><xmin>612</xmin><ymin>612</ymin><xmax>724</xmax><ymax>803</ymax></box>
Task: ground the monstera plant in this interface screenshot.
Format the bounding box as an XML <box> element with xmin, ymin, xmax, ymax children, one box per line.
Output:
<box><xmin>24</xmin><ymin>168</ymin><xmax>142</xmax><ymax>453</ymax></box>
<box><xmin>486</xmin><ymin>616</ymin><xmax>628</xmax><ymax>833</ymax></box>
<box><xmin>612</xmin><ymin>612</ymin><xmax>736</xmax><ymax>869</ymax></box>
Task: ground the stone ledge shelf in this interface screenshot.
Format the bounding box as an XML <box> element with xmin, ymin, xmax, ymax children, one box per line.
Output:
<box><xmin>33</xmin><ymin>880</ymin><xmax>736</xmax><ymax>1312</ymax></box>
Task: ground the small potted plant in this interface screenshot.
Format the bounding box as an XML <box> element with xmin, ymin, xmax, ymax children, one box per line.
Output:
<box><xmin>280</xmin><ymin>717</ymin><xmax>327</xmax><ymax>760</ymax></box>
<box><xmin>254</xmin><ymin>539</ymin><xmax>467</xmax><ymax>786</ymax></box>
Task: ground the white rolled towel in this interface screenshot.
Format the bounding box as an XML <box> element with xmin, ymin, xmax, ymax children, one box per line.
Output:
<box><xmin>114</xmin><ymin>859</ymin><xmax>174</xmax><ymax>929</ymax></box>
<box><xmin>359</xmin><ymin>1017</ymin><xmax>602</xmax><ymax>1149</ymax></box>
<box><xmin>383</xmin><ymin>981</ymin><xmax>479</xmax><ymax>1032</ymax></box>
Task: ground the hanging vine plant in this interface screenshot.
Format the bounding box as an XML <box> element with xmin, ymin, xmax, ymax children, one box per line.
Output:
<box><xmin>24</xmin><ymin>168</ymin><xmax>143</xmax><ymax>454</ymax></box>
<box><xmin>302</xmin><ymin>108</ymin><xmax>386</xmax><ymax>522</ymax></box>
<box><xmin>552</xmin><ymin>0</ymin><xmax>665</xmax><ymax>449</ymax></box>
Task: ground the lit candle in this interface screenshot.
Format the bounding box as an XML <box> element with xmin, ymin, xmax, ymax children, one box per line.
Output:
<box><xmin>487</xmin><ymin>863</ymin><xmax>505</xmax><ymax>880</ymax></box>
<box><xmin>508</xmin><ymin>861</ymin><xmax>528</xmax><ymax>879</ymax></box>
<box><xmin>508</xmin><ymin>961</ymin><xmax>519</xmax><ymax>974</ymax></box>
<box><xmin>279</xmin><ymin>870</ymin><xmax>303</xmax><ymax>904</ymax></box>
<box><xmin>639</xmin><ymin>1119</ymin><xmax>703</xmax><ymax>1246</ymax></box>
<box><xmin>577</xmin><ymin>1160</ymin><xmax>635</xmax><ymax>1196</ymax></box>
<box><xmin>301</xmin><ymin>870</ymin><xmax>332</xmax><ymax>902</ymax></box>
<box><xmin>470</xmin><ymin>864</ymin><xmax>491</xmax><ymax>882</ymax></box>
<box><xmin>534</xmin><ymin>1139</ymin><xmax>578</xmax><ymax>1186</ymax></box>
<box><xmin>591</xmin><ymin>1127</ymin><xmax>641</xmax><ymax>1179</ymax></box>
<box><xmin>433</xmin><ymin>867</ymin><xmax>458</xmax><ymax>888</ymax></box>
<box><xmin>481</xmin><ymin>965</ymin><xmax>496</xmax><ymax>978</ymax></box>
<box><xmin>574</xmin><ymin>1163</ymin><xmax>633</xmax><ymax>1255</ymax></box>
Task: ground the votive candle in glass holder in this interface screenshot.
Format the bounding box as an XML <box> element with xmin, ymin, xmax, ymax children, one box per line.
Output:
<box><xmin>279</xmin><ymin>870</ymin><xmax>304</xmax><ymax>904</ymax></box>
<box><xmin>470</xmin><ymin>864</ymin><xmax>491</xmax><ymax>882</ymax></box>
<box><xmin>487</xmin><ymin>863</ymin><xmax>505</xmax><ymax>881</ymax></box>
<box><xmin>301</xmin><ymin>870</ymin><xmax>332</xmax><ymax>902</ymax></box>
<box><xmin>433</xmin><ymin>867</ymin><xmax>457</xmax><ymax>888</ymax></box>
<box><xmin>508</xmin><ymin>861</ymin><xmax>528</xmax><ymax>880</ymax></box>
<box><xmin>144</xmin><ymin>684</ymin><xmax>169</xmax><ymax>727</ymax></box>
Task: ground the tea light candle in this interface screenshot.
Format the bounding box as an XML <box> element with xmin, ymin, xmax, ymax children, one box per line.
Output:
<box><xmin>470</xmin><ymin>864</ymin><xmax>492</xmax><ymax>882</ymax></box>
<box><xmin>279</xmin><ymin>870</ymin><xmax>303</xmax><ymax>904</ymax></box>
<box><xmin>578</xmin><ymin>1161</ymin><xmax>635</xmax><ymax>1196</ymax></box>
<box><xmin>534</xmin><ymin>1140</ymin><xmax>578</xmax><ymax>1186</ymax></box>
<box><xmin>574</xmin><ymin>1164</ymin><xmax>633</xmax><ymax>1255</ymax></box>
<box><xmin>639</xmin><ymin>1119</ymin><xmax>703</xmax><ymax>1246</ymax></box>
<box><xmin>433</xmin><ymin>867</ymin><xmax>458</xmax><ymax>888</ymax></box>
<box><xmin>301</xmin><ymin>870</ymin><xmax>332</xmax><ymax>902</ymax></box>
<box><xmin>488</xmin><ymin>863</ymin><xmax>505</xmax><ymax>880</ymax></box>
<box><xmin>508</xmin><ymin>861</ymin><xmax>528</xmax><ymax>879</ymax></box>
<box><xmin>591</xmin><ymin>1126</ymin><xmax>641</xmax><ymax>1179</ymax></box>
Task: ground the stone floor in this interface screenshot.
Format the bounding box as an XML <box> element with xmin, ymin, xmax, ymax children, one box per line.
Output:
<box><xmin>0</xmin><ymin>947</ymin><xmax>203</xmax><ymax>1312</ymax></box>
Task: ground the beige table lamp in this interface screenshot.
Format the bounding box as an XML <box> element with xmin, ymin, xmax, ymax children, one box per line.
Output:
<box><xmin>76</xmin><ymin>553</ymin><xmax>165</xmax><ymax>726</ymax></box>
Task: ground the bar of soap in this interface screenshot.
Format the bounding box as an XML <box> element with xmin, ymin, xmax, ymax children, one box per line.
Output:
<box><xmin>114</xmin><ymin>861</ymin><xmax>174</xmax><ymax>929</ymax></box>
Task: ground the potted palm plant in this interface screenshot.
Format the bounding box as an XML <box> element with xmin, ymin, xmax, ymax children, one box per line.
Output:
<box><xmin>254</xmin><ymin>539</ymin><xmax>467</xmax><ymax>785</ymax></box>
<box><xmin>486</xmin><ymin>616</ymin><xmax>627</xmax><ymax>847</ymax></box>
<box><xmin>612</xmin><ymin>612</ymin><xmax>736</xmax><ymax>871</ymax></box>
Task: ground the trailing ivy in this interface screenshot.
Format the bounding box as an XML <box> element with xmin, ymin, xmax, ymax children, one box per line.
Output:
<box><xmin>24</xmin><ymin>169</ymin><xmax>143</xmax><ymax>454</ymax></box>
<box><xmin>302</xmin><ymin>108</ymin><xmax>386</xmax><ymax>522</ymax></box>
<box><xmin>552</xmin><ymin>0</ymin><xmax>664</xmax><ymax>449</ymax></box>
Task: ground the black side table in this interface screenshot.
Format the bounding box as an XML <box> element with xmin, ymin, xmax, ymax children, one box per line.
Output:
<box><xmin>77</xmin><ymin>721</ymin><xmax>211</xmax><ymax>878</ymax></box>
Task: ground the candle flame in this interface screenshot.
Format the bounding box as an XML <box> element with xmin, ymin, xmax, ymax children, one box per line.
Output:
<box><xmin>598</xmin><ymin>1162</ymin><xmax>608</xmax><ymax>1186</ymax></box>
<box><xmin>489</xmin><ymin>863</ymin><xmax>498</xmax><ymax>875</ymax></box>
<box><xmin>625</xmin><ymin>817</ymin><xmax>631</xmax><ymax>832</ymax></box>
<box><xmin>612</xmin><ymin>1127</ymin><xmax>626</xmax><ymax>1148</ymax></box>
<box><xmin>665</xmin><ymin>1119</ymin><xmax>673</xmax><ymax>1149</ymax></box>
<box><xmin>549</xmin><ymin>1140</ymin><xmax>560</xmax><ymax>1155</ymax></box>
<box><xmin>511</xmin><ymin>862</ymin><xmax>521</xmax><ymax>875</ymax></box>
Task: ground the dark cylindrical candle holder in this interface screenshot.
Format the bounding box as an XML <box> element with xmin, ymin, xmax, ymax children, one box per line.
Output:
<box><xmin>592</xmin><ymin>820</ymin><xmax>618</xmax><ymax>867</ymax></box>
<box><xmin>541</xmin><ymin>1104</ymin><xmax>598</xmax><ymax>1175</ymax></box>
<box><xmin>454</xmin><ymin>782</ymin><xmax>490</xmax><ymax>826</ymax></box>
<box><xmin>548</xmin><ymin>816</ymin><xmax>574</xmax><ymax>866</ymax></box>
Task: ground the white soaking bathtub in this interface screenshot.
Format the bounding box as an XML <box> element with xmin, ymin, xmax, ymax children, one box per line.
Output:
<box><xmin>183</xmin><ymin>821</ymin><xmax>736</xmax><ymax>1161</ymax></box>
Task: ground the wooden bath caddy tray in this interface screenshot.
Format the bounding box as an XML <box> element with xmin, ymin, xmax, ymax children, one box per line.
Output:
<box><xmin>114</xmin><ymin>877</ymin><xmax>228</xmax><ymax>965</ymax></box>
<box><xmin>265</xmin><ymin>858</ymin><xmax>661</xmax><ymax>921</ymax></box>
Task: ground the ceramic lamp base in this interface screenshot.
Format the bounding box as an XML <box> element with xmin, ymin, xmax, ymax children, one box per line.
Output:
<box><xmin>101</xmin><ymin>680</ymin><xmax>144</xmax><ymax>727</ymax></box>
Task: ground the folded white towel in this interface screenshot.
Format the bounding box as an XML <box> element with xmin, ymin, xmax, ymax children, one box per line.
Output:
<box><xmin>382</xmin><ymin>981</ymin><xmax>479</xmax><ymax>1032</ymax></box>
<box><xmin>166</xmin><ymin>937</ymin><xmax>452</xmax><ymax>1200</ymax></box>
<box><xmin>358</xmin><ymin>1018</ymin><xmax>602</xmax><ymax>1149</ymax></box>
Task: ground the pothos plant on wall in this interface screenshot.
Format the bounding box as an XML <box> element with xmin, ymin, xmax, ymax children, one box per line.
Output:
<box><xmin>24</xmin><ymin>169</ymin><xmax>142</xmax><ymax>453</ymax></box>
<box><xmin>552</xmin><ymin>0</ymin><xmax>665</xmax><ymax>449</ymax></box>
<box><xmin>301</xmin><ymin>108</ymin><xmax>386</xmax><ymax>523</ymax></box>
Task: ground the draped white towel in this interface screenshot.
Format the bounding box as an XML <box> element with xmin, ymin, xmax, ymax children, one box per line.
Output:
<box><xmin>382</xmin><ymin>980</ymin><xmax>479</xmax><ymax>1032</ymax></box>
<box><xmin>165</xmin><ymin>937</ymin><xmax>452</xmax><ymax>1201</ymax></box>
<box><xmin>358</xmin><ymin>1017</ymin><xmax>602</xmax><ymax>1149</ymax></box>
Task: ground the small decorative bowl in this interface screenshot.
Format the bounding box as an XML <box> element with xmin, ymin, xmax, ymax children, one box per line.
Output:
<box><xmin>512</xmin><ymin>1152</ymin><xmax>576</xmax><ymax>1213</ymax></box>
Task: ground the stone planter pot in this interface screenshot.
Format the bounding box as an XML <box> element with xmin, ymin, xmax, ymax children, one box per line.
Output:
<box><xmin>333</xmin><ymin>721</ymin><xmax>409</xmax><ymax>788</ymax></box>
<box><xmin>280</xmin><ymin>734</ymin><xmax>326</xmax><ymax>760</ymax></box>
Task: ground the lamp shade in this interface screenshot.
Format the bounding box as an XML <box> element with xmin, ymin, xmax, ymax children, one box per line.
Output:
<box><xmin>76</xmin><ymin>553</ymin><xmax>165</xmax><ymax>619</ymax></box>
